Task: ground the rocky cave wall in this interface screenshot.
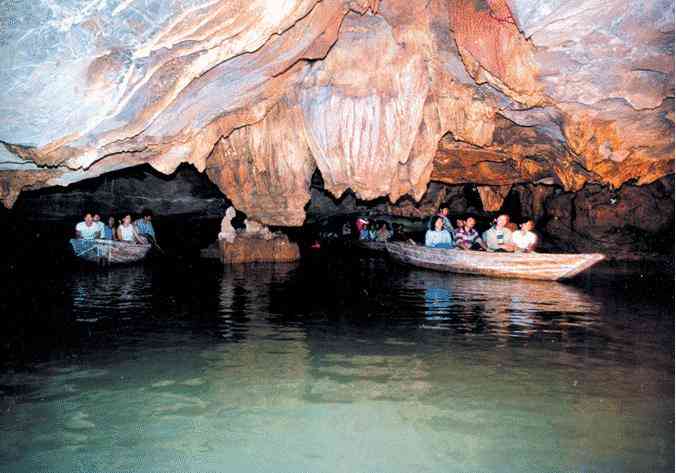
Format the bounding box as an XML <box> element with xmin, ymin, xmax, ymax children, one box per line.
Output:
<box><xmin>0</xmin><ymin>0</ymin><xmax>673</xmax><ymax>243</ymax></box>
<box><xmin>11</xmin><ymin>164</ymin><xmax>227</xmax><ymax>220</ymax></box>
<box><xmin>308</xmin><ymin>171</ymin><xmax>675</xmax><ymax>256</ymax></box>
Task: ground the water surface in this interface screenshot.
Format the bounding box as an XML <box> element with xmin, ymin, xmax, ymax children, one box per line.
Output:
<box><xmin>0</xmin><ymin>253</ymin><xmax>673</xmax><ymax>472</ymax></box>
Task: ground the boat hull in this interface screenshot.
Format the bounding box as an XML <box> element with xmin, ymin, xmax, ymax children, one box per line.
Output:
<box><xmin>354</xmin><ymin>240</ymin><xmax>387</xmax><ymax>252</ymax></box>
<box><xmin>385</xmin><ymin>242</ymin><xmax>605</xmax><ymax>281</ymax></box>
<box><xmin>69</xmin><ymin>239</ymin><xmax>151</xmax><ymax>265</ymax></box>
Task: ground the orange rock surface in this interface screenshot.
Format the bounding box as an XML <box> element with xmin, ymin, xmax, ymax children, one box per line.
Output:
<box><xmin>0</xmin><ymin>0</ymin><xmax>672</xmax><ymax>221</ymax></box>
<box><xmin>219</xmin><ymin>235</ymin><xmax>301</xmax><ymax>264</ymax></box>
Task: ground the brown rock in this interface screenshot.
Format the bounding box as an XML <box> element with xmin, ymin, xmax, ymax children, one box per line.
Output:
<box><xmin>219</xmin><ymin>234</ymin><xmax>301</xmax><ymax>264</ymax></box>
<box><xmin>205</xmin><ymin>99</ymin><xmax>315</xmax><ymax>226</ymax></box>
<box><xmin>0</xmin><ymin>0</ymin><xmax>672</xmax><ymax>227</ymax></box>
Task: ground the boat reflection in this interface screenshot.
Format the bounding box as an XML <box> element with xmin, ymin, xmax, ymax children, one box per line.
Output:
<box><xmin>414</xmin><ymin>271</ymin><xmax>602</xmax><ymax>337</ymax></box>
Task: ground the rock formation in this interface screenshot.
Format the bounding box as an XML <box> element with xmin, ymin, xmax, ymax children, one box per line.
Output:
<box><xmin>219</xmin><ymin>218</ymin><xmax>300</xmax><ymax>264</ymax></box>
<box><xmin>218</xmin><ymin>206</ymin><xmax>238</xmax><ymax>243</ymax></box>
<box><xmin>0</xmin><ymin>0</ymin><xmax>673</xmax><ymax>238</ymax></box>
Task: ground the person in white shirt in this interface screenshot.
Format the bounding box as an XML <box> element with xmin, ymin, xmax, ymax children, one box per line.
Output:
<box><xmin>482</xmin><ymin>214</ymin><xmax>515</xmax><ymax>252</ymax></box>
<box><xmin>117</xmin><ymin>214</ymin><xmax>144</xmax><ymax>244</ymax></box>
<box><xmin>75</xmin><ymin>213</ymin><xmax>102</xmax><ymax>240</ymax></box>
<box><xmin>512</xmin><ymin>220</ymin><xmax>538</xmax><ymax>252</ymax></box>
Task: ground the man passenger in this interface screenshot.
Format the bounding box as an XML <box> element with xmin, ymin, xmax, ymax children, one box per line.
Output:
<box><xmin>75</xmin><ymin>212</ymin><xmax>101</xmax><ymax>240</ymax></box>
<box><xmin>455</xmin><ymin>217</ymin><xmax>486</xmax><ymax>250</ymax></box>
<box><xmin>482</xmin><ymin>214</ymin><xmax>515</xmax><ymax>252</ymax></box>
<box><xmin>134</xmin><ymin>209</ymin><xmax>156</xmax><ymax>242</ymax></box>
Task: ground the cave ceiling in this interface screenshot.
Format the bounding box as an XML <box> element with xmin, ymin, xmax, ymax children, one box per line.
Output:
<box><xmin>0</xmin><ymin>0</ymin><xmax>673</xmax><ymax>224</ymax></box>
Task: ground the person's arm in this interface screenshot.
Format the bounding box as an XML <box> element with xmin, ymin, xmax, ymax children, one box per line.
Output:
<box><xmin>502</xmin><ymin>230</ymin><xmax>516</xmax><ymax>252</ymax></box>
<box><xmin>133</xmin><ymin>227</ymin><xmax>144</xmax><ymax>244</ymax></box>
<box><xmin>76</xmin><ymin>231</ymin><xmax>82</xmax><ymax>239</ymax></box>
<box><xmin>116</xmin><ymin>227</ymin><xmax>123</xmax><ymax>241</ymax></box>
<box><xmin>425</xmin><ymin>231</ymin><xmax>433</xmax><ymax>247</ymax></box>
<box><xmin>526</xmin><ymin>233</ymin><xmax>538</xmax><ymax>253</ymax></box>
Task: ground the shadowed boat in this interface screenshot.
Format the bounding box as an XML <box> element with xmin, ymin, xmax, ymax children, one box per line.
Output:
<box><xmin>69</xmin><ymin>239</ymin><xmax>151</xmax><ymax>265</ymax></box>
<box><xmin>354</xmin><ymin>240</ymin><xmax>387</xmax><ymax>252</ymax></box>
<box><xmin>385</xmin><ymin>242</ymin><xmax>605</xmax><ymax>281</ymax></box>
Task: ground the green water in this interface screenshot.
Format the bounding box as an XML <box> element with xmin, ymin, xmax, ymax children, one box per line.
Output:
<box><xmin>0</xmin><ymin>256</ymin><xmax>673</xmax><ymax>472</ymax></box>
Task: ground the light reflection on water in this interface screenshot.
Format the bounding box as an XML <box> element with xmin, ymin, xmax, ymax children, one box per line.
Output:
<box><xmin>0</xmin><ymin>256</ymin><xmax>673</xmax><ymax>472</ymax></box>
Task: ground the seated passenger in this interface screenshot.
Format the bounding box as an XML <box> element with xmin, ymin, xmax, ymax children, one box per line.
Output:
<box><xmin>455</xmin><ymin>217</ymin><xmax>486</xmax><ymax>250</ymax></box>
<box><xmin>117</xmin><ymin>214</ymin><xmax>144</xmax><ymax>244</ymax></box>
<box><xmin>375</xmin><ymin>223</ymin><xmax>391</xmax><ymax>242</ymax></box>
<box><xmin>102</xmin><ymin>216</ymin><xmax>117</xmax><ymax>240</ymax></box>
<box><xmin>425</xmin><ymin>216</ymin><xmax>455</xmax><ymax>249</ymax></box>
<box><xmin>357</xmin><ymin>217</ymin><xmax>370</xmax><ymax>240</ymax></box>
<box><xmin>134</xmin><ymin>209</ymin><xmax>156</xmax><ymax>241</ymax></box>
<box><xmin>428</xmin><ymin>206</ymin><xmax>454</xmax><ymax>235</ymax></box>
<box><xmin>75</xmin><ymin>212</ymin><xmax>101</xmax><ymax>240</ymax></box>
<box><xmin>93</xmin><ymin>213</ymin><xmax>105</xmax><ymax>237</ymax></box>
<box><xmin>482</xmin><ymin>214</ymin><xmax>515</xmax><ymax>252</ymax></box>
<box><xmin>368</xmin><ymin>222</ymin><xmax>378</xmax><ymax>241</ymax></box>
<box><xmin>512</xmin><ymin>220</ymin><xmax>538</xmax><ymax>253</ymax></box>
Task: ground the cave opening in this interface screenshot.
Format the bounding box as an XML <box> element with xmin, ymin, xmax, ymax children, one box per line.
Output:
<box><xmin>0</xmin><ymin>163</ymin><xmax>234</xmax><ymax>265</ymax></box>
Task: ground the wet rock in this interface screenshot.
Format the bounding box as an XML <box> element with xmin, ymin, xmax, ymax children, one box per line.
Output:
<box><xmin>0</xmin><ymin>0</ymin><xmax>672</xmax><ymax>229</ymax></box>
<box><xmin>218</xmin><ymin>233</ymin><xmax>301</xmax><ymax>264</ymax></box>
<box><xmin>539</xmin><ymin>176</ymin><xmax>675</xmax><ymax>256</ymax></box>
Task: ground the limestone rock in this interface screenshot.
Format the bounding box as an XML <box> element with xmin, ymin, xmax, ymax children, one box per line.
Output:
<box><xmin>219</xmin><ymin>234</ymin><xmax>300</xmax><ymax>264</ymax></box>
<box><xmin>243</xmin><ymin>218</ymin><xmax>273</xmax><ymax>240</ymax></box>
<box><xmin>0</xmin><ymin>0</ymin><xmax>672</xmax><ymax>226</ymax></box>
<box><xmin>218</xmin><ymin>207</ymin><xmax>237</xmax><ymax>243</ymax></box>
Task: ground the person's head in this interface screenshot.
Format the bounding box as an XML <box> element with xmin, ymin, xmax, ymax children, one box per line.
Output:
<box><xmin>439</xmin><ymin>207</ymin><xmax>449</xmax><ymax>217</ymax></box>
<box><xmin>142</xmin><ymin>209</ymin><xmax>153</xmax><ymax>222</ymax></box>
<box><xmin>433</xmin><ymin>216</ymin><xmax>444</xmax><ymax>231</ymax></box>
<box><xmin>93</xmin><ymin>214</ymin><xmax>100</xmax><ymax>222</ymax></box>
<box><xmin>466</xmin><ymin>217</ymin><xmax>476</xmax><ymax>229</ymax></box>
<box><xmin>496</xmin><ymin>214</ymin><xmax>510</xmax><ymax>229</ymax></box>
<box><xmin>521</xmin><ymin>220</ymin><xmax>534</xmax><ymax>232</ymax></box>
<box><xmin>122</xmin><ymin>214</ymin><xmax>132</xmax><ymax>225</ymax></box>
<box><xmin>456</xmin><ymin>219</ymin><xmax>464</xmax><ymax>229</ymax></box>
<box><xmin>107</xmin><ymin>216</ymin><xmax>115</xmax><ymax>227</ymax></box>
<box><xmin>83</xmin><ymin>213</ymin><xmax>93</xmax><ymax>224</ymax></box>
<box><xmin>380</xmin><ymin>223</ymin><xmax>387</xmax><ymax>230</ymax></box>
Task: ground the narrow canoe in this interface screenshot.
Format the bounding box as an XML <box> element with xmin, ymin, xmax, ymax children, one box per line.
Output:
<box><xmin>385</xmin><ymin>242</ymin><xmax>605</xmax><ymax>281</ymax></box>
<box><xmin>69</xmin><ymin>239</ymin><xmax>151</xmax><ymax>265</ymax></box>
<box><xmin>354</xmin><ymin>240</ymin><xmax>387</xmax><ymax>252</ymax></box>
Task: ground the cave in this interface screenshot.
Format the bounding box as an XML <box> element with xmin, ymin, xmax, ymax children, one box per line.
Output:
<box><xmin>0</xmin><ymin>1</ymin><xmax>673</xmax><ymax>472</ymax></box>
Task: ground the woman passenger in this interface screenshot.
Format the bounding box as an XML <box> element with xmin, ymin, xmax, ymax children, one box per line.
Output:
<box><xmin>512</xmin><ymin>220</ymin><xmax>538</xmax><ymax>252</ymax></box>
<box><xmin>425</xmin><ymin>216</ymin><xmax>454</xmax><ymax>249</ymax></box>
<box><xmin>117</xmin><ymin>214</ymin><xmax>144</xmax><ymax>244</ymax></box>
<box><xmin>102</xmin><ymin>216</ymin><xmax>117</xmax><ymax>240</ymax></box>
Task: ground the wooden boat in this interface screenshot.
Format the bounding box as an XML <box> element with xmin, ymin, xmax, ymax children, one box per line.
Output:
<box><xmin>354</xmin><ymin>240</ymin><xmax>387</xmax><ymax>252</ymax></box>
<box><xmin>385</xmin><ymin>242</ymin><xmax>605</xmax><ymax>281</ymax></box>
<box><xmin>69</xmin><ymin>239</ymin><xmax>151</xmax><ymax>265</ymax></box>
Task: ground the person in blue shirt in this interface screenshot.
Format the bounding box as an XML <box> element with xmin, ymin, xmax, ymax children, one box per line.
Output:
<box><xmin>425</xmin><ymin>216</ymin><xmax>454</xmax><ymax>249</ymax></box>
<box><xmin>133</xmin><ymin>209</ymin><xmax>156</xmax><ymax>242</ymax></box>
<box><xmin>102</xmin><ymin>216</ymin><xmax>117</xmax><ymax>240</ymax></box>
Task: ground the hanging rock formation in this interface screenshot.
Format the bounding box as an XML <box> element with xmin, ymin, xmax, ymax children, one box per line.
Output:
<box><xmin>0</xmin><ymin>0</ymin><xmax>673</xmax><ymax>227</ymax></box>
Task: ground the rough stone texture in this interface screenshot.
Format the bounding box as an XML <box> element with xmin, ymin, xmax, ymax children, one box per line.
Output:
<box><xmin>11</xmin><ymin>164</ymin><xmax>225</xmax><ymax>220</ymax></box>
<box><xmin>205</xmin><ymin>99</ymin><xmax>315</xmax><ymax>226</ymax></box>
<box><xmin>515</xmin><ymin>176</ymin><xmax>675</xmax><ymax>256</ymax></box>
<box><xmin>219</xmin><ymin>234</ymin><xmax>301</xmax><ymax>264</ymax></box>
<box><xmin>0</xmin><ymin>0</ymin><xmax>673</xmax><ymax>231</ymax></box>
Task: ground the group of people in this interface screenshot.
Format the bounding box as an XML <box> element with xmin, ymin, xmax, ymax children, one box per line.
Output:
<box><xmin>74</xmin><ymin>210</ymin><xmax>157</xmax><ymax>245</ymax></box>
<box><xmin>355</xmin><ymin>217</ymin><xmax>396</xmax><ymax>242</ymax></box>
<box><xmin>425</xmin><ymin>207</ymin><xmax>537</xmax><ymax>253</ymax></box>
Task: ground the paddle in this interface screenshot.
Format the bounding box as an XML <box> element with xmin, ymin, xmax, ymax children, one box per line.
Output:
<box><xmin>144</xmin><ymin>234</ymin><xmax>166</xmax><ymax>255</ymax></box>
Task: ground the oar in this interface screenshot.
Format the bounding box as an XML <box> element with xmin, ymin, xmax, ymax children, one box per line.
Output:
<box><xmin>145</xmin><ymin>235</ymin><xmax>166</xmax><ymax>255</ymax></box>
